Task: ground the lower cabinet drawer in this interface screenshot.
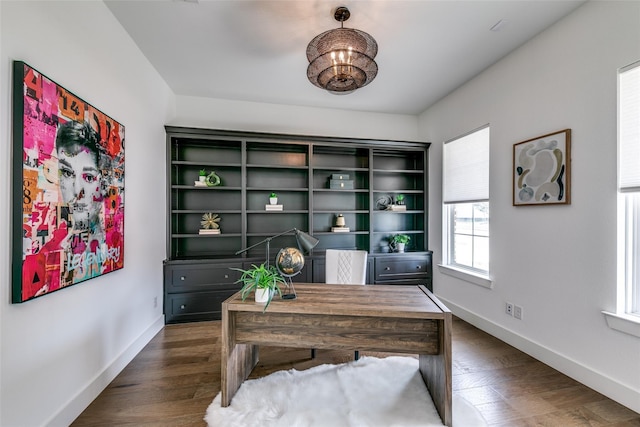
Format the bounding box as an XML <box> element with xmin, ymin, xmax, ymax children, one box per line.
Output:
<box><xmin>166</xmin><ymin>263</ymin><xmax>242</xmax><ymax>292</ymax></box>
<box><xmin>165</xmin><ymin>290</ymin><xmax>238</xmax><ymax>323</ymax></box>
<box><xmin>374</xmin><ymin>257</ymin><xmax>430</xmax><ymax>282</ymax></box>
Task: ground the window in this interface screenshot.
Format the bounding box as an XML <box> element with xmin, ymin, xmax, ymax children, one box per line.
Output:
<box><xmin>618</xmin><ymin>60</ymin><xmax>640</xmax><ymax>317</ymax></box>
<box><xmin>442</xmin><ymin>126</ymin><xmax>490</xmax><ymax>282</ymax></box>
<box><xmin>606</xmin><ymin>60</ymin><xmax>640</xmax><ymax>337</ymax></box>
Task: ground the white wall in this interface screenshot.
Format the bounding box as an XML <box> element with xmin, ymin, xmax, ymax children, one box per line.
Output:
<box><xmin>1</xmin><ymin>0</ymin><xmax>638</xmax><ymax>425</ymax></box>
<box><xmin>419</xmin><ymin>0</ymin><xmax>640</xmax><ymax>412</ymax></box>
<box><xmin>172</xmin><ymin>95</ymin><xmax>420</xmax><ymax>141</ymax></box>
<box><xmin>0</xmin><ymin>2</ymin><xmax>175</xmax><ymax>426</ymax></box>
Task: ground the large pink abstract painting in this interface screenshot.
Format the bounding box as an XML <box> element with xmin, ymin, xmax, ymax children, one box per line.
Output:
<box><xmin>12</xmin><ymin>61</ymin><xmax>125</xmax><ymax>303</ymax></box>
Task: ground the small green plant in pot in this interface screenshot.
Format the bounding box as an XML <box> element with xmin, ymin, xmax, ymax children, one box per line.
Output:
<box><xmin>269</xmin><ymin>192</ymin><xmax>278</xmax><ymax>205</ymax></box>
<box><xmin>198</xmin><ymin>168</ymin><xmax>207</xmax><ymax>182</ymax></box>
<box><xmin>390</xmin><ymin>234</ymin><xmax>411</xmax><ymax>253</ymax></box>
<box><xmin>233</xmin><ymin>262</ymin><xmax>285</xmax><ymax>311</ymax></box>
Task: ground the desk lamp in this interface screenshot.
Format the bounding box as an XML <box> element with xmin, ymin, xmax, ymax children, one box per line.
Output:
<box><xmin>235</xmin><ymin>228</ymin><xmax>319</xmax><ymax>299</ymax></box>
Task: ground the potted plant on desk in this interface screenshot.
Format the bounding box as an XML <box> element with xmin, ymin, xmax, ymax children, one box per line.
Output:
<box><xmin>233</xmin><ymin>262</ymin><xmax>286</xmax><ymax>311</ymax></box>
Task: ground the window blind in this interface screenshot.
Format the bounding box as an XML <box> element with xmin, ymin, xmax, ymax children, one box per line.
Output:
<box><xmin>619</xmin><ymin>60</ymin><xmax>640</xmax><ymax>192</ymax></box>
<box><xmin>443</xmin><ymin>126</ymin><xmax>490</xmax><ymax>204</ymax></box>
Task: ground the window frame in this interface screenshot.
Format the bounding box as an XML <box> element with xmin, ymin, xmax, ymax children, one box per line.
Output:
<box><xmin>440</xmin><ymin>125</ymin><xmax>492</xmax><ymax>288</ymax></box>
<box><xmin>445</xmin><ymin>201</ymin><xmax>489</xmax><ymax>274</ymax></box>
<box><xmin>603</xmin><ymin>60</ymin><xmax>640</xmax><ymax>337</ymax></box>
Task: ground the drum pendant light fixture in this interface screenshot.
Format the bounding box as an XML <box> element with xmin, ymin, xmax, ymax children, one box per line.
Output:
<box><xmin>306</xmin><ymin>6</ymin><xmax>378</xmax><ymax>94</ymax></box>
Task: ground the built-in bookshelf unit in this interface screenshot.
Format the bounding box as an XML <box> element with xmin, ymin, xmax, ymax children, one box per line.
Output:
<box><xmin>164</xmin><ymin>127</ymin><xmax>432</xmax><ymax>323</ymax></box>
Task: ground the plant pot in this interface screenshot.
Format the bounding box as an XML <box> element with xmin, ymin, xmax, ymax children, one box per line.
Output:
<box><xmin>199</xmin><ymin>176</ymin><xmax>206</xmax><ymax>183</ymax></box>
<box><xmin>255</xmin><ymin>288</ymin><xmax>271</xmax><ymax>303</ymax></box>
<box><xmin>396</xmin><ymin>242</ymin><xmax>406</xmax><ymax>253</ymax></box>
<box><xmin>269</xmin><ymin>197</ymin><xmax>278</xmax><ymax>205</ymax></box>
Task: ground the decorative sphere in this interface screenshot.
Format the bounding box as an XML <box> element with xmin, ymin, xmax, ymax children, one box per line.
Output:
<box><xmin>275</xmin><ymin>247</ymin><xmax>305</xmax><ymax>278</ymax></box>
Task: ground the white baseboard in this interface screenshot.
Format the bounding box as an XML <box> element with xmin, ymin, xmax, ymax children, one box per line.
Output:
<box><xmin>438</xmin><ymin>297</ymin><xmax>640</xmax><ymax>414</ymax></box>
<box><xmin>45</xmin><ymin>315</ymin><xmax>165</xmax><ymax>427</ymax></box>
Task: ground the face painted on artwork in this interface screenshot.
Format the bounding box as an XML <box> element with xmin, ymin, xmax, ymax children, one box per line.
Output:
<box><xmin>55</xmin><ymin>121</ymin><xmax>103</xmax><ymax>231</ymax></box>
<box><xmin>58</xmin><ymin>146</ymin><xmax>102</xmax><ymax>228</ymax></box>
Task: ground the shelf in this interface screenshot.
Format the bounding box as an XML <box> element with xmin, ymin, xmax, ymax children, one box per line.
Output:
<box><xmin>372</xmin><ymin>189</ymin><xmax>423</xmax><ymax>193</ymax></box>
<box><xmin>372</xmin><ymin>169</ymin><xmax>424</xmax><ymax>174</ymax></box>
<box><xmin>171</xmin><ymin>233</ymin><xmax>242</xmax><ymax>238</ymax></box>
<box><xmin>247</xmin><ymin>164</ymin><xmax>309</xmax><ymax>170</ymax></box>
<box><xmin>172</xmin><ymin>160</ymin><xmax>242</xmax><ymax>168</ymax></box>
<box><xmin>172</xmin><ymin>185</ymin><xmax>242</xmax><ymax>191</ymax></box>
<box><xmin>313</xmin><ymin>188</ymin><xmax>369</xmax><ymax>193</ymax></box>
<box><xmin>373</xmin><ymin>210</ymin><xmax>425</xmax><ymax>214</ymax></box>
<box><xmin>247</xmin><ymin>210</ymin><xmax>309</xmax><ymax>214</ymax></box>
<box><xmin>246</xmin><ymin>187</ymin><xmax>308</xmax><ymax>192</ymax></box>
<box><xmin>314</xmin><ymin>210</ymin><xmax>369</xmax><ymax>214</ymax></box>
<box><xmin>314</xmin><ymin>231</ymin><xmax>369</xmax><ymax>235</ymax></box>
<box><xmin>172</xmin><ymin>210</ymin><xmax>241</xmax><ymax>214</ymax></box>
<box><xmin>312</xmin><ymin>166</ymin><xmax>369</xmax><ymax>172</ymax></box>
<box><xmin>372</xmin><ymin>230</ymin><xmax>424</xmax><ymax>235</ymax></box>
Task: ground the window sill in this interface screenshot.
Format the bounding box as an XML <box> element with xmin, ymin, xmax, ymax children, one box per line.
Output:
<box><xmin>438</xmin><ymin>264</ymin><xmax>493</xmax><ymax>289</ymax></box>
<box><xmin>602</xmin><ymin>311</ymin><xmax>640</xmax><ymax>338</ymax></box>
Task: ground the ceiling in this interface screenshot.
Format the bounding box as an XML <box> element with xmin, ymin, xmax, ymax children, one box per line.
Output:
<box><xmin>105</xmin><ymin>0</ymin><xmax>586</xmax><ymax>116</ymax></box>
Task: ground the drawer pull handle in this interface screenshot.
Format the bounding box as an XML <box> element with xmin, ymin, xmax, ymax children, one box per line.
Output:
<box><xmin>180</xmin><ymin>276</ymin><xmax>186</xmax><ymax>281</ymax></box>
<box><xmin>385</xmin><ymin>267</ymin><xmax>391</xmax><ymax>271</ymax></box>
<box><xmin>180</xmin><ymin>304</ymin><xmax>186</xmax><ymax>310</ymax></box>
<box><xmin>416</xmin><ymin>265</ymin><xmax>421</xmax><ymax>269</ymax></box>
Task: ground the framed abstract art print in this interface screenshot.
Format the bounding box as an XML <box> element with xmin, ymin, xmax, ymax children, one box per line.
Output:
<box><xmin>513</xmin><ymin>129</ymin><xmax>571</xmax><ymax>206</ymax></box>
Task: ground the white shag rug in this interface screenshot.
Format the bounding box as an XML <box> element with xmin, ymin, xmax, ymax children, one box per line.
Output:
<box><xmin>205</xmin><ymin>356</ymin><xmax>487</xmax><ymax>427</ymax></box>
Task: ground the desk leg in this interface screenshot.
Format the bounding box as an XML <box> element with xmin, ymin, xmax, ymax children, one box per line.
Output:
<box><xmin>419</xmin><ymin>315</ymin><xmax>452</xmax><ymax>427</ymax></box>
<box><xmin>221</xmin><ymin>307</ymin><xmax>259</xmax><ymax>407</ymax></box>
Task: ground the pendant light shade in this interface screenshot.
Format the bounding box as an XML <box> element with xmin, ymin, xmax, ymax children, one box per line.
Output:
<box><xmin>306</xmin><ymin>7</ymin><xmax>378</xmax><ymax>94</ymax></box>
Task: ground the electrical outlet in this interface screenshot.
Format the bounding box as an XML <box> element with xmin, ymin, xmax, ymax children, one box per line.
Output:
<box><xmin>514</xmin><ymin>305</ymin><xmax>523</xmax><ymax>320</ymax></box>
<box><xmin>154</xmin><ymin>296</ymin><xmax>158</xmax><ymax>308</ymax></box>
<box><xmin>506</xmin><ymin>302</ymin><xmax>514</xmax><ymax>316</ymax></box>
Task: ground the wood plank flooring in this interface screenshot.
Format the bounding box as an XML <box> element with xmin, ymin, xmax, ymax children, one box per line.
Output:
<box><xmin>72</xmin><ymin>317</ymin><xmax>640</xmax><ymax>426</ymax></box>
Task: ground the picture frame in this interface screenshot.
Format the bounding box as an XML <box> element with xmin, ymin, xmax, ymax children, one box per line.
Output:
<box><xmin>12</xmin><ymin>61</ymin><xmax>125</xmax><ymax>303</ymax></box>
<box><xmin>513</xmin><ymin>129</ymin><xmax>571</xmax><ymax>206</ymax></box>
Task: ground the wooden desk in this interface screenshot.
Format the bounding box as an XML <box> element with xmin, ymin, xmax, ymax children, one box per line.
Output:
<box><xmin>221</xmin><ymin>283</ymin><xmax>452</xmax><ymax>426</ymax></box>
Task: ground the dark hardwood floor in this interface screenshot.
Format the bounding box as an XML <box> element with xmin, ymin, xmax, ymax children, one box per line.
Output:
<box><xmin>72</xmin><ymin>317</ymin><xmax>640</xmax><ymax>426</ymax></box>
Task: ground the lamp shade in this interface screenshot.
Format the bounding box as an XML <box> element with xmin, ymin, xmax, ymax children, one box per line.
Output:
<box><xmin>306</xmin><ymin>7</ymin><xmax>378</xmax><ymax>94</ymax></box>
<box><xmin>294</xmin><ymin>229</ymin><xmax>320</xmax><ymax>253</ymax></box>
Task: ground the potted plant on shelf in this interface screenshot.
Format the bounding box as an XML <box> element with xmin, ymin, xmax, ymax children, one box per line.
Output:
<box><xmin>269</xmin><ymin>192</ymin><xmax>278</xmax><ymax>205</ymax></box>
<box><xmin>199</xmin><ymin>168</ymin><xmax>207</xmax><ymax>183</ymax></box>
<box><xmin>233</xmin><ymin>262</ymin><xmax>286</xmax><ymax>311</ymax></box>
<box><xmin>396</xmin><ymin>194</ymin><xmax>405</xmax><ymax>205</ymax></box>
<box><xmin>390</xmin><ymin>234</ymin><xmax>411</xmax><ymax>253</ymax></box>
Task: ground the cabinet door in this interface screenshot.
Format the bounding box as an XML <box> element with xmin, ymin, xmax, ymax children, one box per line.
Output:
<box><xmin>165</xmin><ymin>290</ymin><xmax>237</xmax><ymax>323</ymax></box>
